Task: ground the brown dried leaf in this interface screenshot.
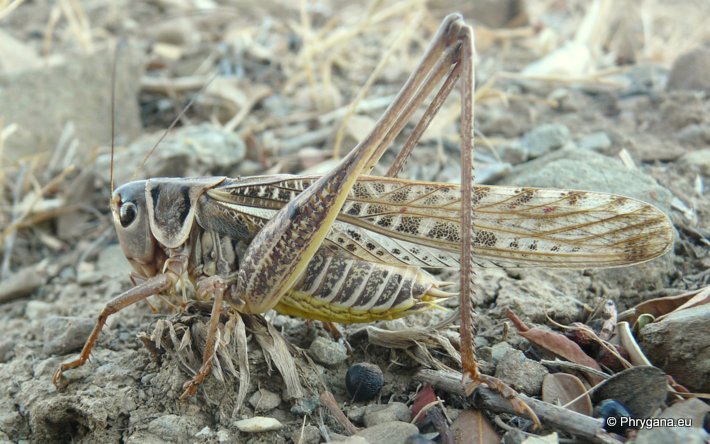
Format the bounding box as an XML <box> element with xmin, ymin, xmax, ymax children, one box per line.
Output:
<box><xmin>618</xmin><ymin>290</ymin><xmax>699</xmax><ymax>325</ymax></box>
<box><xmin>542</xmin><ymin>373</ymin><xmax>593</xmax><ymax>416</ymax></box>
<box><xmin>451</xmin><ymin>410</ymin><xmax>500</xmax><ymax>444</ymax></box>
<box><xmin>506</xmin><ymin>309</ymin><xmax>604</xmax><ymax>385</ymax></box>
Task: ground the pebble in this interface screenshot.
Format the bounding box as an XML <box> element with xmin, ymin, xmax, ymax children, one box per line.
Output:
<box><xmin>330</xmin><ymin>437</ymin><xmax>369</xmax><ymax>444</ymax></box>
<box><xmin>290</xmin><ymin>395</ymin><xmax>320</xmax><ymax>415</ymax></box>
<box><xmin>24</xmin><ymin>301</ymin><xmax>53</xmax><ymax>321</ymax></box>
<box><xmin>248</xmin><ymin>389</ymin><xmax>282</xmax><ymax>412</ymax></box>
<box><xmin>577</xmin><ymin>132</ymin><xmax>612</xmax><ymax>151</ymax></box>
<box><xmin>41</xmin><ymin>316</ymin><xmax>95</xmax><ymax>356</ymax></box>
<box><xmin>355</xmin><ymin>421</ymin><xmax>419</xmax><ymax>444</ymax></box>
<box><xmin>490</xmin><ymin>341</ymin><xmax>513</xmax><ymax>365</ymax></box>
<box><xmin>233</xmin><ymin>416</ymin><xmax>283</xmax><ymax>433</ymax></box>
<box><xmin>635</xmin><ymin>426</ymin><xmax>709</xmax><ymax>444</ymax></box>
<box><xmin>676</xmin><ymin>123</ymin><xmax>710</xmax><ymax>147</ymax></box>
<box><xmin>521</xmin><ymin>124</ymin><xmax>571</xmax><ymax>158</ymax></box>
<box><xmin>494</xmin><ymin>349</ymin><xmax>548</xmax><ymax>395</ymax></box>
<box><xmin>679</xmin><ymin>148</ymin><xmax>710</xmax><ymax>176</ymax></box>
<box><xmin>667</xmin><ymin>47</ymin><xmax>710</xmax><ymax>93</ymax></box>
<box><xmin>290</xmin><ymin>424</ymin><xmax>321</xmax><ymax>444</ymax></box>
<box><xmin>639</xmin><ymin>304</ymin><xmax>710</xmax><ymax>392</ymax></box>
<box><xmin>363</xmin><ymin>402</ymin><xmax>410</xmax><ymax>427</ymax></box>
<box><xmin>308</xmin><ymin>336</ymin><xmax>348</xmax><ymax>367</ymax></box>
<box><xmin>146</xmin><ymin>414</ymin><xmax>201</xmax><ymax>441</ymax></box>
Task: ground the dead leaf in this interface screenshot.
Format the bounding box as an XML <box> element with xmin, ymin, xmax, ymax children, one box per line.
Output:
<box><xmin>590</xmin><ymin>366</ymin><xmax>667</xmax><ymax>419</ymax></box>
<box><xmin>451</xmin><ymin>410</ymin><xmax>500</xmax><ymax>444</ymax></box>
<box><xmin>618</xmin><ymin>289</ymin><xmax>700</xmax><ymax>325</ymax></box>
<box><xmin>506</xmin><ymin>309</ymin><xmax>604</xmax><ymax>385</ymax></box>
<box><xmin>542</xmin><ymin>373</ymin><xmax>593</xmax><ymax>416</ymax></box>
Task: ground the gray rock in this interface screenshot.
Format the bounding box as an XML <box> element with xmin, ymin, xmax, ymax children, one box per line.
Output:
<box><xmin>639</xmin><ymin>304</ymin><xmax>710</xmax><ymax>392</ymax></box>
<box><xmin>331</xmin><ymin>437</ymin><xmax>369</xmax><ymax>444</ymax></box>
<box><xmin>635</xmin><ymin>426</ymin><xmax>709</xmax><ymax>444</ymax></box>
<box><xmin>502</xmin><ymin>148</ymin><xmax>672</xmax><ymax>215</ymax></box>
<box><xmin>578</xmin><ymin>132</ymin><xmax>612</xmax><ymax>151</ymax></box>
<box><xmin>347</xmin><ymin>405</ymin><xmax>367</xmax><ymax>424</ymax></box>
<box><xmin>496</xmin><ymin>140</ymin><xmax>528</xmax><ymax>165</ymax></box>
<box><xmin>667</xmin><ymin>47</ymin><xmax>710</xmax><ymax>93</ymax></box>
<box><xmin>308</xmin><ymin>336</ymin><xmax>348</xmax><ymax>367</ymax></box>
<box><xmin>25</xmin><ymin>301</ymin><xmax>54</xmax><ymax>321</ymax></box>
<box><xmin>105</xmin><ymin>123</ymin><xmax>246</xmax><ymax>185</ymax></box>
<box><xmin>41</xmin><ymin>316</ymin><xmax>95</xmax><ymax>356</ymax></box>
<box><xmin>676</xmin><ymin>124</ymin><xmax>710</xmax><ymax>147</ymax></box>
<box><xmin>355</xmin><ymin>421</ymin><xmax>419</xmax><ymax>444</ymax></box>
<box><xmin>290</xmin><ymin>424</ymin><xmax>321</xmax><ymax>444</ymax></box>
<box><xmin>494</xmin><ymin>349</ymin><xmax>548</xmax><ymax>395</ymax></box>
<box><xmin>468</xmin><ymin>0</ymin><xmax>525</xmax><ymax>28</ymax></box>
<box><xmin>490</xmin><ymin>342</ymin><xmax>514</xmax><ymax>365</ymax></box>
<box><xmin>233</xmin><ymin>416</ymin><xmax>283</xmax><ymax>432</ymax></box>
<box><xmin>521</xmin><ymin>124</ymin><xmax>571</xmax><ymax>158</ymax></box>
<box><xmin>248</xmin><ymin>389</ymin><xmax>281</xmax><ymax>412</ymax></box>
<box><xmin>290</xmin><ymin>395</ymin><xmax>320</xmax><ymax>415</ymax></box>
<box><xmin>147</xmin><ymin>414</ymin><xmax>202</xmax><ymax>441</ymax></box>
<box><xmin>363</xmin><ymin>402</ymin><xmax>410</xmax><ymax>427</ymax></box>
<box><xmin>96</xmin><ymin>244</ymin><xmax>133</xmax><ymax>279</ymax></box>
<box><xmin>0</xmin><ymin>44</ymin><xmax>143</xmax><ymax>162</ymax></box>
<box><xmin>679</xmin><ymin>148</ymin><xmax>710</xmax><ymax>175</ymax></box>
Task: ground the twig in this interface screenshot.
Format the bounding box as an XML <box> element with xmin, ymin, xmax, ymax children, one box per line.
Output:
<box><xmin>319</xmin><ymin>391</ymin><xmax>359</xmax><ymax>436</ymax></box>
<box><xmin>414</xmin><ymin>369</ymin><xmax>621</xmax><ymax>444</ymax></box>
<box><xmin>540</xmin><ymin>359</ymin><xmax>610</xmax><ymax>380</ymax></box>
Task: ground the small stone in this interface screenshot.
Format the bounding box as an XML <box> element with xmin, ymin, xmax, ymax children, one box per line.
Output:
<box><xmin>639</xmin><ymin>304</ymin><xmax>710</xmax><ymax>392</ymax></box>
<box><xmin>195</xmin><ymin>426</ymin><xmax>212</xmax><ymax>438</ymax></box>
<box><xmin>355</xmin><ymin>421</ymin><xmax>419</xmax><ymax>444</ymax></box>
<box><xmin>290</xmin><ymin>424</ymin><xmax>321</xmax><ymax>444</ymax></box>
<box><xmin>679</xmin><ymin>148</ymin><xmax>710</xmax><ymax>176</ymax></box>
<box><xmin>521</xmin><ymin>124</ymin><xmax>571</xmax><ymax>158</ymax></box>
<box><xmin>347</xmin><ymin>405</ymin><xmax>367</xmax><ymax>424</ymax></box>
<box><xmin>41</xmin><ymin>316</ymin><xmax>95</xmax><ymax>356</ymax></box>
<box><xmin>667</xmin><ymin>47</ymin><xmax>710</xmax><ymax>93</ymax></box>
<box><xmin>147</xmin><ymin>414</ymin><xmax>200</xmax><ymax>441</ymax></box>
<box><xmin>330</xmin><ymin>437</ymin><xmax>369</xmax><ymax>444</ymax></box>
<box><xmin>676</xmin><ymin>124</ymin><xmax>710</xmax><ymax>147</ymax></box>
<box><xmin>25</xmin><ymin>301</ymin><xmax>53</xmax><ymax>321</ymax></box>
<box><xmin>635</xmin><ymin>426</ymin><xmax>709</xmax><ymax>444</ymax></box>
<box><xmin>496</xmin><ymin>140</ymin><xmax>528</xmax><ymax>165</ymax></box>
<box><xmin>248</xmin><ymin>389</ymin><xmax>281</xmax><ymax>412</ymax></box>
<box><xmin>578</xmin><ymin>132</ymin><xmax>612</xmax><ymax>151</ymax></box>
<box><xmin>363</xmin><ymin>402</ymin><xmax>411</xmax><ymax>427</ymax></box>
<box><xmin>291</xmin><ymin>395</ymin><xmax>320</xmax><ymax>415</ymax></box>
<box><xmin>233</xmin><ymin>416</ymin><xmax>283</xmax><ymax>433</ymax></box>
<box><xmin>96</xmin><ymin>244</ymin><xmax>133</xmax><ymax>279</ymax></box>
<box><xmin>308</xmin><ymin>336</ymin><xmax>348</xmax><ymax>367</ymax></box>
<box><xmin>494</xmin><ymin>349</ymin><xmax>548</xmax><ymax>395</ymax></box>
<box><xmin>490</xmin><ymin>342</ymin><xmax>513</xmax><ymax>365</ymax></box>
<box><xmin>0</xmin><ymin>339</ymin><xmax>14</xmax><ymax>363</ymax></box>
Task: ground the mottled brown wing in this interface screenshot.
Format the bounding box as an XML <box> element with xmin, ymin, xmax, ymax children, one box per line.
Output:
<box><xmin>207</xmin><ymin>174</ymin><xmax>673</xmax><ymax>269</ymax></box>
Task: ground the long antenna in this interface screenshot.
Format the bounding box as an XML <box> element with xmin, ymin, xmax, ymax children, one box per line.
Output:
<box><xmin>132</xmin><ymin>72</ymin><xmax>219</xmax><ymax>181</ymax></box>
<box><xmin>109</xmin><ymin>40</ymin><xmax>125</xmax><ymax>194</ymax></box>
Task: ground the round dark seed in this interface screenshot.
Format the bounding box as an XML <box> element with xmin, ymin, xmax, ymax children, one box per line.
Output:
<box><xmin>345</xmin><ymin>362</ymin><xmax>384</xmax><ymax>402</ymax></box>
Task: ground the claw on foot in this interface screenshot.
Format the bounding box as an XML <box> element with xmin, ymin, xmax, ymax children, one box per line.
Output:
<box><xmin>465</xmin><ymin>372</ymin><xmax>542</xmax><ymax>429</ymax></box>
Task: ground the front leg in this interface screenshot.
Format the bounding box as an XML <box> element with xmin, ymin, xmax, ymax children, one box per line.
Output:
<box><xmin>53</xmin><ymin>272</ymin><xmax>174</xmax><ymax>388</ymax></box>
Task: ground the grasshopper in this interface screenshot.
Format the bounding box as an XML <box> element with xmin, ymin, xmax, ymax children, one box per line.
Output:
<box><xmin>53</xmin><ymin>14</ymin><xmax>673</xmax><ymax>418</ymax></box>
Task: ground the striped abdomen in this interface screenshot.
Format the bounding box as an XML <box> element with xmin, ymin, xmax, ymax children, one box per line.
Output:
<box><xmin>274</xmin><ymin>250</ymin><xmax>453</xmax><ymax>323</ymax></box>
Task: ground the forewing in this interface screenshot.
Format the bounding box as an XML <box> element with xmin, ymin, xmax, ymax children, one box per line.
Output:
<box><xmin>208</xmin><ymin>175</ymin><xmax>674</xmax><ymax>269</ymax></box>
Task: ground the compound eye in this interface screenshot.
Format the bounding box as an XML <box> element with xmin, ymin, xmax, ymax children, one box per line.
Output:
<box><xmin>119</xmin><ymin>202</ymin><xmax>137</xmax><ymax>227</ymax></box>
